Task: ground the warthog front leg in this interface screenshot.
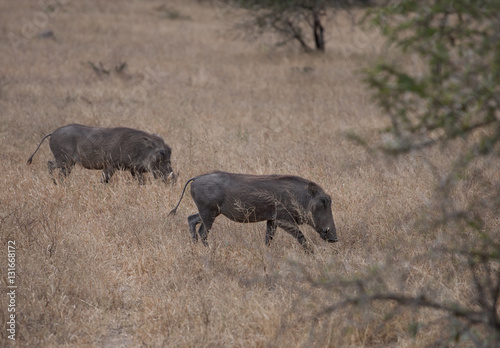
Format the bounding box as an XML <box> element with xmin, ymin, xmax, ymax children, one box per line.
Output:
<box><xmin>131</xmin><ymin>168</ymin><xmax>146</xmax><ymax>185</ymax></box>
<box><xmin>265</xmin><ymin>220</ymin><xmax>277</xmax><ymax>246</ymax></box>
<box><xmin>276</xmin><ymin>221</ymin><xmax>313</xmax><ymax>253</ymax></box>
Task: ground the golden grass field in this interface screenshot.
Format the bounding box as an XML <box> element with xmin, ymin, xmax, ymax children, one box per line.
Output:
<box><xmin>1</xmin><ymin>0</ymin><xmax>498</xmax><ymax>347</ymax></box>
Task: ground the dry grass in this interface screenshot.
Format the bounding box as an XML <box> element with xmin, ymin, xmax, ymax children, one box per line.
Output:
<box><xmin>0</xmin><ymin>0</ymin><xmax>498</xmax><ymax>347</ymax></box>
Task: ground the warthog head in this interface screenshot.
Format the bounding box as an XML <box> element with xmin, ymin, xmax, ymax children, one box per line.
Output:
<box><xmin>151</xmin><ymin>149</ymin><xmax>176</xmax><ymax>184</ymax></box>
<box><xmin>307</xmin><ymin>183</ymin><xmax>338</xmax><ymax>243</ymax></box>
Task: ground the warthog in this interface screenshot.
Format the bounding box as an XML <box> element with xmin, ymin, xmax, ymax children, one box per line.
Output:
<box><xmin>169</xmin><ymin>171</ymin><xmax>337</xmax><ymax>251</ymax></box>
<box><xmin>27</xmin><ymin>124</ymin><xmax>175</xmax><ymax>184</ymax></box>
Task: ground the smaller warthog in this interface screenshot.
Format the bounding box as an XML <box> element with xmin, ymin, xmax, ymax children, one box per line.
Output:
<box><xmin>169</xmin><ymin>171</ymin><xmax>337</xmax><ymax>251</ymax></box>
<box><xmin>27</xmin><ymin>124</ymin><xmax>175</xmax><ymax>184</ymax></box>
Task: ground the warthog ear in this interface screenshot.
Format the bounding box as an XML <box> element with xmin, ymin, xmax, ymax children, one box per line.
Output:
<box><xmin>308</xmin><ymin>183</ymin><xmax>319</xmax><ymax>197</ymax></box>
<box><xmin>321</xmin><ymin>197</ymin><xmax>328</xmax><ymax>208</ymax></box>
<box><xmin>152</xmin><ymin>149</ymin><xmax>166</xmax><ymax>162</ymax></box>
<box><xmin>143</xmin><ymin>137</ymin><xmax>156</xmax><ymax>149</ymax></box>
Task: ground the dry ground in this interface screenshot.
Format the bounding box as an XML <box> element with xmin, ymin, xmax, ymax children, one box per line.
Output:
<box><xmin>0</xmin><ymin>0</ymin><xmax>497</xmax><ymax>347</ymax></box>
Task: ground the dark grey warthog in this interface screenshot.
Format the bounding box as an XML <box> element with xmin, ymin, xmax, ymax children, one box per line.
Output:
<box><xmin>27</xmin><ymin>124</ymin><xmax>176</xmax><ymax>184</ymax></box>
<box><xmin>169</xmin><ymin>171</ymin><xmax>337</xmax><ymax>251</ymax></box>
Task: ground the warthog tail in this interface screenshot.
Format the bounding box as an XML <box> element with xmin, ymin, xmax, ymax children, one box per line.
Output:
<box><xmin>168</xmin><ymin>177</ymin><xmax>197</xmax><ymax>216</ymax></box>
<box><xmin>27</xmin><ymin>133</ymin><xmax>52</xmax><ymax>165</ymax></box>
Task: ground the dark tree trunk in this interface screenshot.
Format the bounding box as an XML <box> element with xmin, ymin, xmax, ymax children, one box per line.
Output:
<box><xmin>313</xmin><ymin>11</ymin><xmax>325</xmax><ymax>51</ymax></box>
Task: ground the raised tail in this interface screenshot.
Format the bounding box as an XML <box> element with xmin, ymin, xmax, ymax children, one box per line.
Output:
<box><xmin>27</xmin><ymin>133</ymin><xmax>52</xmax><ymax>165</ymax></box>
<box><xmin>168</xmin><ymin>177</ymin><xmax>197</xmax><ymax>216</ymax></box>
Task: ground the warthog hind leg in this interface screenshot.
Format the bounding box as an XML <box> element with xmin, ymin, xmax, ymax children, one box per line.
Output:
<box><xmin>60</xmin><ymin>165</ymin><xmax>73</xmax><ymax>178</ymax></box>
<box><xmin>48</xmin><ymin>161</ymin><xmax>58</xmax><ymax>184</ymax></box>
<box><xmin>48</xmin><ymin>160</ymin><xmax>73</xmax><ymax>184</ymax></box>
<box><xmin>102</xmin><ymin>167</ymin><xmax>115</xmax><ymax>183</ymax></box>
<box><xmin>187</xmin><ymin>213</ymin><xmax>201</xmax><ymax>242</ymax></box>
<box><xmin>197</xmin><ymin>209</ymin><xmax>218</xmax><ymax>247</ymax></box>
<box><xmin>265</xmin><ymin>220</ymin><xmax>277</xmax><ymax>246</ymax></box>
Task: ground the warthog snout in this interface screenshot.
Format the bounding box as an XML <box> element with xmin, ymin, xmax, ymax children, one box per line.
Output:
<box><xmin>320</xmin><ymin>227</ymin><xmax>338</xmax><ymax>243</ymax></box>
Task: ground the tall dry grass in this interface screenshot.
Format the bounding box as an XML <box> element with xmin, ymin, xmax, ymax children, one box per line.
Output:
<box><xmin>1</xmin><ymin>0</ymin><xmax>497</xmax><ymax>347</ymax></box>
